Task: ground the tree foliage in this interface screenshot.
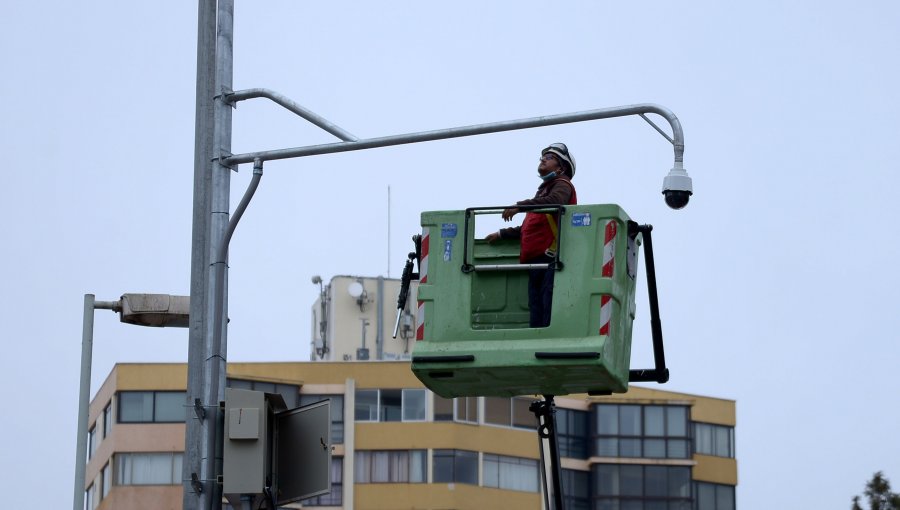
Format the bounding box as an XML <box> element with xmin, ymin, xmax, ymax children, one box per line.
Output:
<box><xmin>852</xmin><ymin>472</ymin><xmax>900</xmax><ymax>510</ymax></box>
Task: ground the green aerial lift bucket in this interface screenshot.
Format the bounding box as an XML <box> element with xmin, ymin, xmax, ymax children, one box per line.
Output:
<box><xmin>409</xmin><ymin>204</ymin><xmax>649</xmax><ymax>398</ymax></box>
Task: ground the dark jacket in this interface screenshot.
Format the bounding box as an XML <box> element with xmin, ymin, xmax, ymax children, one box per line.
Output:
<box><xmin>499</xmin><ymin>176</ymin><xmax>577</xmax><ymax>262</ymax></box>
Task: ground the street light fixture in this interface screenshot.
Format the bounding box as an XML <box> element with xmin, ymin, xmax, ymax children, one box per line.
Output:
<box><xmin>73</xmin><ymin>293</ymin><xmax>189</xmax><ymax>510</ymax></box>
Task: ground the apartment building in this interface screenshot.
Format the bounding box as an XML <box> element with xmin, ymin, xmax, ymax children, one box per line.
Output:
<box><xmin>83</xmin><ymin>276</ymin><xmax>736</xmax><ymax>509</ymax></box>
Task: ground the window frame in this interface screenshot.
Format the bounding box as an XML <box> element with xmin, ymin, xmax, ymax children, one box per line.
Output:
<box><xmin>593</xmin><ymin>404</ymin><xmax>691</xmax><ymax>459</ymax></box>
<box><xmin>117</xmin><ymin>391</ymin><xmax>187</xmax><ymax>424</ymax></box>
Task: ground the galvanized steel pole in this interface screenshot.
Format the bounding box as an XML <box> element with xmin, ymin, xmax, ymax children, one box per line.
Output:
<box><xmin>73</xmin><ymin>295</ymin><xmax>119</xmax><ymax>510</ymax></box>
<box><xmin>185</xmin><ymin>0</ymin><xmax>218</xmax><ymax>509</ymax></box>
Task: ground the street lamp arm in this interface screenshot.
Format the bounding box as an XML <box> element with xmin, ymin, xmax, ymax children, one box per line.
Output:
<box><xmin>223</xmin><ymin>102</ymin><xmax>685</xmax><ymax>167</ymax></box>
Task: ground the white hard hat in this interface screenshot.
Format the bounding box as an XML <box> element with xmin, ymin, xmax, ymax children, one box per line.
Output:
<box><xmin>542</xmin><ymin>143</ymin><xmax>576</xmax><ymax>177</ymax></box>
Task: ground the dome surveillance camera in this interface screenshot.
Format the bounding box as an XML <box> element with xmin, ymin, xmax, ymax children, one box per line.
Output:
<box><xmin>663</xmin><ymin>189</ymin><xmax>691</xmax><ymax>210</ymax></box>
<box><xmin>661</xmin><ymin>165</ymin><xmax>693</xmax><ymax>210</ymax></box>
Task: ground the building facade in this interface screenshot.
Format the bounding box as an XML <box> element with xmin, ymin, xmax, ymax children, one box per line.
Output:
<box><xmin>85</xmin><ymin>362</ymin><xmax>736</xmax><ymax>510</ymax></box>
<box><xmin>84</xmin><ymin>275</ymin><xmax>736</xmax><ymax>509</ymax></box>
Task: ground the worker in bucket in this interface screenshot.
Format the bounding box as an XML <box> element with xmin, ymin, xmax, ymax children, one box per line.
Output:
<box><xmin>485</xmin><ymin>143</ymin><xmax>577</xmax><ymax>328</ymax></box>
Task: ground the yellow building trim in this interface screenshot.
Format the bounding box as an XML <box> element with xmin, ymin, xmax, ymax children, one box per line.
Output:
<box><xmin>355</xmin><ymin>422</ymin><xmax>537</xmax><ymax>459</ymax></box>
<box><xmin>692</xmin><ymin>454</ymin><xmax>738</xmax><ymax>485</ymax></box>
<box><xmin>355</xmin><ymin>482</ymin><xmax>540</xmax><ymax>510</ymax></box>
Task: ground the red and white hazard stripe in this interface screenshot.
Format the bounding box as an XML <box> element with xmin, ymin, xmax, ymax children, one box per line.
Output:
<box><xmin>599</xmin><ymin>220</ymin><xmax>617</xmax><ymax>336</ymax></box>
<box><xmin>416</xmin><ymin>228</ymin><xmax>430</xmax><ymax>341</ymax></box>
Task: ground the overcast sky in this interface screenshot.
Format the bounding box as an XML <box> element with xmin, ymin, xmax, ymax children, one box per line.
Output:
<box><xmin>2</xmin><ymin>1</ymin><xmax>899</xmax><ymax>508</ymax></box>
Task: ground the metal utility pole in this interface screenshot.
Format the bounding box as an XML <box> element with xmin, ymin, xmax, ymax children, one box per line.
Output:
<box><xmin>185</xmin><ymin>0</ymin><xmax>233</xmax><ymax>509</ymax></box>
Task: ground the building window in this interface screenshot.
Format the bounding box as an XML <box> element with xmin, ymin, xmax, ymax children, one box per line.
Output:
<box><xmin>85</xmin><ymin>482</ymin><xmax>97</xmax><ymax>510</ymax></box>
<box><xmin>87</xmin><ymin>425</ymin><xmax>97</xmax><ymax>461</ymax></box>
<box><xmin>302</xmin><ymin>457</ymin><xmax>343</xmax><ymax>506</ymax></box>
<box><xmin>695</xmin><ymin>482</ymin><xmax>735</xmax><ymax>510</ymax></box>
<box><xmin>227</xmin><ymin>378</ymin><xmax>299</xmax><ymax>409</ymax></box>
<box><xmin>354</xmin><ymin>389</ymin><xmax>427</xmax><ymax>422</ymax></box>
<box><xmin>557</xmin><ymin>408</ymin><xmax>589</xmax><ymax>459</ymax></box>
<box><xmin>300</xmin><ymin>394</ymin><xmax>344</xmax><ymax>444</ymax></box>
<box><xmin>433</xmin><ymin>395</ymin><xmax>480</xmax><ymax>424</ymax></box>
<box><xmin>694</xmin><ymin>423</ymin><xmax>735</xmax><ymax>458</ymax></box>
<box><xmin>433</xmin><ymin>394</ymin><xmax>454</xmax><ymax>421</ymax></box>
<box><xmin>561</xmin><ymin>469</ymin><xmax>591</xmax><ymax>510</ymax></box>
<box><xmin>433</xmin><ymin>449</ymin><xmax>478</xmax><ymax>485</ymax></box>
<box><xmin>355</xmin><ymin>450</ymin><xmax>426</xmax><ymax>483</ymax></box>
<box><xmin>483</xmin><ymin>397</ymin><xmax>534</xmax><ymax>430</ymax></box>
<box><xmin>115</xmin><ymin>452</ymin><xmax>184</xmax><ymax>485</ymax></box>
<box><xmin>403</xmin><ymin>389</ymin><xmax>426</xmax><ymax>421</ymax></box>
<box><xmin>101</xmin><ymin>463</ymin><xmax>111</xmax><ymax>499</ymax></box>
<box><xmin>102</xmin><ymin>403</ymin><xmax>112</xmax><ymax>439</ymax></box>
<box><xmin>594</xmin><ymin>404</ymin><xmax>690</xmax><ymax>459</ymax></box>
<box><xmin>118</xmin><ymin>391</ymin><xmax>187</xmax><ymax>423</ymax></box>
<box><xmin>482</xmin><ymin>454</ymin><xmax>540</xmax><ymax>492</ymax></box>
<box><xmin>593</xmin><ymin>464</ymin><xmax>691</xmax><ymax>509</ymax></box>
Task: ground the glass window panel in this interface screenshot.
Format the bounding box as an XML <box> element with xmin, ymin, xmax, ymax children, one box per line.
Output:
<box><xmin>354</xmin><ymin>451</ymin><xmax>371</xmax><ymax>483</ymax></box>
<box><xmin>645</xmin><ymin>406</ymin><xmax>664</xmax><ymax>436</ymax></box>
<box><xmin>512</xmin><ymin>398</ymin><xmax>534</xmax><ymax>429</ymax></box>
<box><xmin>227</xmin><ymin>379</ymin><xmax>253</xmax><ymax>390</ymax></box>
<box><xmin>596</xmin><ymin>405</ymin><xmax>618</xmax><ymax>434</ymax></box>
<box><xmin>716</xmin><ymin>485</ymin><xmax>735</xmax><ymax>510</ymax></box>
<box><xmin>484</xmin><ymin>397</ymin><xmax>511</xmax><ymax>426</ymax></box>
<box><xmin>619</xmin><ymin>438</ymin><xmax>642</xmax><ymax>458</ymax></box>
<box><xmin>455</xmin><ymin>397</ymin><xmax>478</xmax><ymax>423</ymax></box>
<box><xmin>667</xmin><ymin>439</ymin><xmax>689</xmax><ymax>459</ymax></box>
<box><xmin>433</xmin><ymin>450</ymin><xmax>454</xmax><ymax>483</ymax></box>
<box><xmin>254</xmin><ymin>381</ymin><xmax>276</xmax><ymax>394</ymax></box>
<box><xmin>409</xmin><ymin>450</ymin><xmax>426</xmax><ymax>483</ymax></box>
<box><xmin>596</xmin><ymin>438</ymin><xmax>618</xmax><ymax>457</ymax></box>
<box><xmin>372</xmin><ymin>451</ymin><xmax>390</xmax><ymax>482</ymax></box>
<box><xmin>102</xmin><ymin>463</ymin><xmax>111</xmax><ymax>498</ymax></box>
<box><xmin>668</xmin><ymin>467</ymin><xmax>691</xmax><ymax>498</ymax></box>
<box><xmin>667</xmin><ymin>407</ymin><xmax>687</xmax><ymax>436</ymax></box>
<box><xmin>619</xmin><ymin>406</ymin><xmax>641</xmax><ymax>436</ymax></box>
<box><xmin>381</xmin><ymin>390</ymin><xmax>403</xmax><ymax>422</ymax></box>
<box><xmin>715</xmin><ymin>426</ymin><xmax>731</xmax><ymax>457</ymax></box>
<box><xmin>696</xmin><ymin>483</ymin><xmax>715</xmax><ymax>510</ymax></box>
<box><xmin>694</xmin><ymin>423</ymin><xmax>713</xmax><ymax>455</ymax></box>
<box><xmin>645</xmin><ymin>501</ymin><xmax>666</xmax><ymax>510</ymax></box>
<box><xmin>645</xmin><ymin>466</ymin><xmax>667</xmax><ymax>496</ymax></box>
<box><xmin>483</xmin><ymin>454</ymin><xmax>500</xmax><ymax>488</ymax></box>
<box><xmin>644</xmin><ymin>438</ymin><xmax>666</xmax><ymax>458</ymax></box>
<box><xmin>355</xmin><ymin>390</ymin><xmax>378</xmax><ymax>421</ymax></box>
<box><xmin>402</xmin><ymin>389</ymin><xmax>426</xmax><ymax>421</ymax></box>
<box><xmin>103</xmin><ymin>404</ymin><xmax>112</xmax><ymax>439</ymax></box>
<box><xmin>88</xmin><ymin>426</ymin><xmax>97</xmax><ymax>460</ymax></box>
<box><xmin>154</xmin><ymin>392</ymin><xmax>186</xmax><ymax>422</ymax></box>
<box><xmin>595</xmin><ymin>464</ymin><xmax>618</xmax><ymax>496</ymax></box>
<box><xmin>433</xmin><ymin>395</ymin><xmax>453</xmax><ymax>421</ymax></box>
<box><xmin>115</xmin><ymin>453</ymin><xmax>180</xmax><ymax>485</ymax></box>
<box><xmin>455</xmin><ymin>450</ymin><xmax>478</xmax><ymax>485</ymax></box>
<box><xmin>620</xmin><ymin>465</ymin><xmax>642</xmax><ymax>496</ymax></box>
<box><xmin>562</xmin><ymin>469</ymin><xmax>590</xmax><ymax>498</ymax></box>
<box><xmin>119</xmin><ymin>392</ymin><xmax>154</xmax><ymax>422</ymax></box>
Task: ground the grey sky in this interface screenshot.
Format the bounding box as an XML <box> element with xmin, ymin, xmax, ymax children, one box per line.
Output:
<box><xmin>1</xmin><ymin>1</ymin><xmax>898</xmax><ymax>508</ymax></box>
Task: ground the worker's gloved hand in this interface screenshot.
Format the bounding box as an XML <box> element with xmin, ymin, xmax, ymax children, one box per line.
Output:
<box><xmin>485</xmin><ymin>232</ymin><xmax>501</xmax><ymax>244</ymax></box>
<box><xmin>501</xmin><ymin>207</ymin><xmax>519</xmax><ymax>221</ymax></box>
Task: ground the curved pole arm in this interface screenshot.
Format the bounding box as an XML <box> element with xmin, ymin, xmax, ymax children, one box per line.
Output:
<box><xmin>223</xmin><ymin>102</ymin><xmax>684</xmax><ymax>167</ymax></box>
<box><xmin>225</xmin><ymin>88</ymin><xmax>359</xmax><ymax>142</ymax></box>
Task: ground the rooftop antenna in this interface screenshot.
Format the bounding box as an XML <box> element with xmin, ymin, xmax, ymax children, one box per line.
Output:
<box><xmin>387</xmin><ymin>185</ymin><xmax>391</xmax><ymax>278</ymax></box>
